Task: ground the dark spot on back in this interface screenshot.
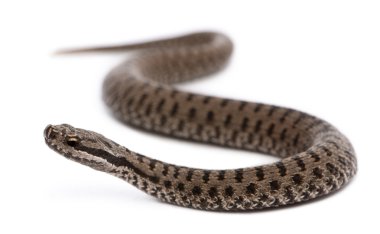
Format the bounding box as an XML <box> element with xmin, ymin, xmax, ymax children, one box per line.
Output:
<box><xmin>173</xmin><ymin>168</ymin><xmax>180</xmax><ymax>179</ymax></box>
<box><xmin>208</xmin><ymin>187</ymin><xmax>218</xmax><ymax>198</ymax></box>
<box><xmin>254</xmin><ymin>120</ymin><xmax>262</xmax><ymax>133</ymax></box>
<box><xmin>188</xmin><ymin>107</ymin><xmax>196</xmax><ymax>119</ymax></box>
<box><xmin>308</xmin><ymin>150</ymin><xmax>321</xmax><ymax>162</ymax></box>
<box><xmin>279</xmin><ymin>109</ymin><xmax>292</xmax><ymax>123</ymax></box>
<box><xmin>276</xmin><ymin>162</ymin><xmax>287</xmax><ymax>176</ymax></box>
<box><xmin>267</xmin><ymin>123</ymin><xmax>275</xmax><ymax>136</ymax></box>
<box><xmin>280</xmin><ymin>128</ymin><xmax>287</xmax><ymax>141</ymax></box>
<box><xmin>293</xmin><ymin>112</ymin><xmax>306</xmax><ymax>127</ymax></box>
<box><xmin>137</xmin><ymin>93</ymin><xmax>147</xmax><ymax>105</ymax></box>
<box><xmin>296</xmin><ymin>158</ymin><xmax>306</xmax><ymax>171</ymax></box>
<box><xmin>203</xmin><ymin>97</ymin><xmax>211</xmax><ymax>104</ymax></box>
<box><xmin>177</xmin><ymin>183</ymin><xmax>185</xmax><ymax>191</ymax></box>
<box><xmin>207</xmin><ymin>111</ymin><xmax>214</xmax><ymax>122</ymax></box>
<box><xmin>326</xmin><ymin>163</ymin><xmax>339</xmax><ymax>176</ymax></box>
<box><xmin>246</xmin><ymin>183</ymin><xmax>256</xmax><ymax>195</ymax></box>
<box><xmin>238</xmin><ymin>101</ymin><xmax>247</xmax><ymax>111</ymax></box>
<box><xmin>218</xmin><ymin>170</ymin><xmax>225</xmax><ymax>180</ymax></box>
<box><xmin>127</xmin><ymin>97</ymin><xmax>134</xmax><ymax>108</ymax></box>
<box><xmin>192</xmin><ymin>186</ymin><xmax>202</xmax><ymax>195</ymax></box>
<box><xmin>312</xmin><ymin>167</ymin><xmax>323</xmax><ymax>179</ymax></box>
<box><xmin>202</xmin><ymin>171</ymin><xmax>210</xmax><ymax>183</ymax></box>
<box><xmin>267</xmin><ymin>106</ymin><xmax>276</xmax><ymax>117</ymax></box>
<box><xmin>225</xmin><ymin>186</ymin><xmax>234</xmax><ymax>197</ymax></box>
<box><xmin>254</xmin><ymin>104</ymin><xmax>262</xmax><ymax>113</ymax></box>
<box><xmin>170</xmin><ymin>102</ymin><xmax>178</xmax><ymax>116</ymax></box>
<box><xmin>220</xmin><ymin>99</ymin><xmax>229</xmax><ymax>107</ymax></box>
<box><xmin>162</xmin><ymin>165</ymin><xmax>169</xmax><ymax>176</ymax></box>
<box><xmin>269</xmin><ymin>180</ymin><xmax>280</xmax><ymax>191</ymax></box>
<box><xmin>186</xmin><ymin>170</ymin><xmax>193</xmax><ymax>181</ymax></box>
<box><xmin>293</xmin><ymin>133</ymin><xmax>300</xmax><ymax>146</ymax></box>
<box><xmin>292</xmin><ymin>174</ymin><xmax>303</xmax><ymax>185</ymax></box>
<box><xmin>224</xmin><ymin>114</ymin><xmax>232</xmax><ymax>126</ymax></box>
<box><xmin>241</xmin><ymin>117</ymin><xmax>249</xmax><ymax>131</ymax></box>
<box><xmin>256</xmin><ymin>167</ymin><xmax>265</xmax><ymax>181</ymax></box>
<box><xmin>235</xmin><ymin>169</ymin><xmax>244</xmax><ymax>183</ymax></box>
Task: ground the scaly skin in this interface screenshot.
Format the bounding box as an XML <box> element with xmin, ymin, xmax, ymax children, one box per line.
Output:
<box><xmin>44</xmin><ymin>32</ymin><xmax>357</xmax><ymax>211</ymax></box>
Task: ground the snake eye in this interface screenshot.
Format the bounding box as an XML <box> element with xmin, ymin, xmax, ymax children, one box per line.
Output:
<box><xmin>66</xmin><ymin>136</ymin><xmax>80</xmax><ymax>147</ymax></box>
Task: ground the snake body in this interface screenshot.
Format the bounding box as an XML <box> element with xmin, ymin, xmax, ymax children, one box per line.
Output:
<box><xmin>44</xmin><ymin>32</ymin><xmax>357</xmax><ymax>211</ymax></box>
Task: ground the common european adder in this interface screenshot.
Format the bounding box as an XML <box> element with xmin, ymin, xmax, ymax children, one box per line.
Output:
<box><xmin>44</xmin><ymin>32</ymin><xmax>357</xmax><ymax>211</ymax></box>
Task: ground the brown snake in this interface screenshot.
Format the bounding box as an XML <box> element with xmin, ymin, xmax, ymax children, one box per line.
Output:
<box><xmin>44</xmin><ymin>32</ymin><xmax>357</xmax><ymax>211</ymax></box>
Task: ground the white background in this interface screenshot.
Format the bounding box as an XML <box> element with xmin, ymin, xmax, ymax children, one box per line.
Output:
<box><xmin>1</xmin><ymin>1</ymin><xmax>379</xmax><ymax>233</ymax></box>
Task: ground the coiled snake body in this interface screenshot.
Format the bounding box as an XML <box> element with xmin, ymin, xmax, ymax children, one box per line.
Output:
<box><xmin>44</xmin><ymin>32</ymin><xmax>357</xmax><ymax>211</ymax></box>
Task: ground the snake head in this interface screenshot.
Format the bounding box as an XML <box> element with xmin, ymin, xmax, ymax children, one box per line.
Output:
<box><xmin>44</xmin><ymin>124</ymin><xmax>80</xmax><ymax>147</ymax></box>
<box><xmin>44</xmin><ymin>124</ymin><xmax>122</xmax><ymax>171</ymax></box>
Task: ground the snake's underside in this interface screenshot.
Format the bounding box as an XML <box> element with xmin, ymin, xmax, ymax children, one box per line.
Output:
<box><xmin>44</xmin><ymin>32</ymin><xmax>357</xmax><ymax>211</ymax></box>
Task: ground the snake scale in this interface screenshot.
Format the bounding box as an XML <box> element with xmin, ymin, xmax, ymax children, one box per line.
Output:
<box><xmin>44</xmin><ymin>32</ymin><xmax>357</xmax><ymax>211</ymax></box>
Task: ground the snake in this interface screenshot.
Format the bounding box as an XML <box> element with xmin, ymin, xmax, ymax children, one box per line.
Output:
<box><xmin>44</xmin><ymin>32</ymin><xmax>357</xmax><ymax>211</ymax></box>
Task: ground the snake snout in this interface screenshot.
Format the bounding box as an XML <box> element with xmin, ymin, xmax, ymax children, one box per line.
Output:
<box><xmin>44</xmin><ymin>124</ymin><xmax>56</xmax><ymax>140</ymax></box>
